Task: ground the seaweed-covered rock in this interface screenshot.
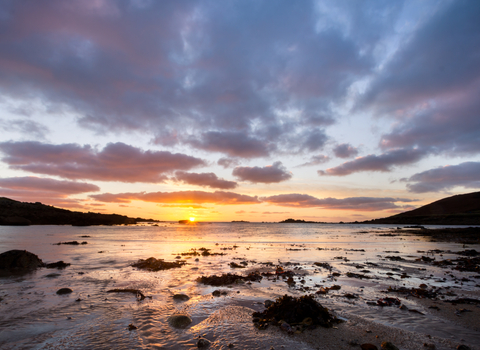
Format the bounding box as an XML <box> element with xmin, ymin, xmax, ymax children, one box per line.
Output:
<box><xmin>45</xmin><ymin>261</ymin><xmax>70</xmax><ymax>269</ymax></box>
<box><xmin>197</xmin><ymin>272</ymin><xmax>262</xmax><ymax>286</ymax></box>
<box><xmin>252</xmin><ymin>294</ymin><xmax>341</xmax><ymax>331</ymax></box>
<box><xmin>0</xmin><ymin>250</ymin><xmax>45</xmax><ymax>274</ymax></box>
<box><xmin>132</xmin><ymin>257</ymin><xmax>186</xmax><ymax>271</ymax></box>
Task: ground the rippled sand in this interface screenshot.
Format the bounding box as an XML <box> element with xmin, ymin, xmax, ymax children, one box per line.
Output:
<box><xmin>0</xmin><ymin>223</ymin><xmax>479</xmax><ymax>349</ymax></box>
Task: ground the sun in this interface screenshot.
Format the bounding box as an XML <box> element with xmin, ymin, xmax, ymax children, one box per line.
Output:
<box><xmin>189</xmin><ymin>217</ymin><xmax>195</xmax><ymax>222</ymax></box>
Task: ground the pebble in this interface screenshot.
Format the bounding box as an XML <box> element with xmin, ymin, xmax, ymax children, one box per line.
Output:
<box><xmin>197</xmin><ymin>338</ymin><xmax>210</xmax><ymax>348</ymax></box>
<box><xmin>381</xmin><ymin>342</ymin><xmax>399</xmax><ymax>350</ymax></box>
<box><xmin>168</xmin><ymin>314</ymin><xmax>192</xmax><ymax>329</ymax></box>
<box><xmin>361</xmin><ymin>344</ymin><xmax>378</xmax><ymax>350</ymax></box>
<box><xmin>56</xmin><ymin>288</ymin><xmax>73</xmax><ymax>295</ymax></box>
<box><xmin>172</xmin><ymin>293</ymin><xmax>190</xmax><ymax>301</ymax></box>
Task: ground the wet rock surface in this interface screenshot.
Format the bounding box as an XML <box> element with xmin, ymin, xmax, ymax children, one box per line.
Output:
<box><xmin>197</xmin><ymin>272</ymin><xmax>262</xmax><ymax>286</ymax></box>
<box><xmin>132</xmin><ymin>257</ymin><xmax>186</xmax><ymax>271</ymax></box>
<box><xmin>45</xmin><ymin>261</ymin><xmax>70</xmax><ymax>269</ymax></box>
<box><xmin>252</xmin><ymin>294</ymin><xmax>341</xmax><ymax>332</ymax></box>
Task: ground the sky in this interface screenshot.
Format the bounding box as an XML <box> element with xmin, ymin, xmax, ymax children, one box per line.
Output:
<box><xmin>0</xmin><ymin>0</ymin><xmax>479</xmax><ymax>222</ymax></box>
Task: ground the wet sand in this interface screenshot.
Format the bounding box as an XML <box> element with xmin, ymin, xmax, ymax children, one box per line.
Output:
<box><xmin>0</xmin><ymin>223</ymin><xmax>479</xmax><ymax>349</ymax></box>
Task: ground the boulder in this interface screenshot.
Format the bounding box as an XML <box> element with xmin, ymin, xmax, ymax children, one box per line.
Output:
<box><xmin>0</xmin><ymin>250</ymin><xmax>45</xmax><ymax>274</ymax></box>
<box><xmin>168</xmin><ymin>314</ymin><xmax>192</xmax><ymax>329</ymax></box>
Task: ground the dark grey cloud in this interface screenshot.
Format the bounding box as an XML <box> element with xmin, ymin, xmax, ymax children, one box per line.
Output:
<box><xmin>174</xmin><ymin>171</ymin><xmax>237</xmax><ymax>190</ymax></box>
<box><xmin>318</xmin><ymin>148</ymin><xmax>426</xmax><ymax>176</ymax></box>
<box><xmin>0</xmin><ymin>0</ymin><xmax>389</xmax><ymax>158</ymax></box>
<box><xmin>262</xmin><ymin>193</ymin><xmax>416</xmax><ymax>211</ymax></box>
<box><xmin>0</xmin><ymin>141</ymin><xmax>206</xmax><ymax>182</ymax></box>
<box><xmin>360</xmin><ymin>1</ymin><xmax>480</xmax><ymax>161</ymax></box>
<box><xmin>403</xmin><ymin>161</ymin><xmax>480</xmax><ymax>193</ymax></box>
<box><xmin>233</xmin><ymin>162</ymin><xmax>292</xmax><ymax>184</ymax></box>
<box><xmin>333</xmin><ymin>143</ymin><xmax>358</xmax><ymax>158</ymax></box>
<box><xmin>188</xmin><ymin>131</ymin><xmax>272</xmax><ymax>158</ymax></box>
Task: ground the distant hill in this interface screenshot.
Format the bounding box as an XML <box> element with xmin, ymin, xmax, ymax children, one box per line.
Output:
<box><xmin>0</xmin><ymin>197</ymin><xmax>138</xmax><ymax>226</ymax></box>
<box><xmin>367</xmin><ymin>192</ymin><xmax>480</xmax><ymax>225</ymax></box>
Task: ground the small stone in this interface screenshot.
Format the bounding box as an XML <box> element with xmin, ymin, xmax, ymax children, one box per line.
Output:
<box><xmin>457</xmin><ymin>346</ymin><xmax>470</xmax><ymax>350</ymax></box>
<box><xmin>56</xmin><ymin>288</ymin><xmax>73</xmax><ymax>295</ymax></box>
<box><xmin>173</xmin><ymin>293</ymin><xmax>190</xmax><ymax>301</ymax></box>
<box><xmin>423</xmin><ymin>343</ymin><xmax>436</xmax><ymax>350</ymax></box>
<box><xmin>168</xmin><ymin>314</ymin><xmax>192</xmax><ymax>329</ymax></box>
<box><xmin>361</xmin><ymin>344</ymin><xmax>378</xmax><ymax>350</ymax></box>
<box><xmin>381</xmin><ymin>342</ymin><xmax>399</xmax><ymax>350</ymax></box>
<box><xmin>128</xmin><ymin>324</ymin><xmax>137</xmax><ymax>330</ymax></box>
<box><xmin>227</xmin><ymin>343</ymin><xmax>234</xmax><ymax>348</ymax></box>
<box><xmin>197</xmin><ymin>338</ymin><xmax>210</xmax><ymax>348</ymax></box>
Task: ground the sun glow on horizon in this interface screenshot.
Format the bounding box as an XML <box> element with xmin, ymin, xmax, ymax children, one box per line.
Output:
<box><xmin>189</xmin><ymin>217</ymin><xmax>195</xmax><ymax>222</ymax></box>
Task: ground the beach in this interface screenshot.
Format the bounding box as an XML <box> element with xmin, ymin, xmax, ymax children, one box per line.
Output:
<box><xmin>0</xmin><ymin>223</ymin><xmax>479</xmax><ymax>349</ymax></box>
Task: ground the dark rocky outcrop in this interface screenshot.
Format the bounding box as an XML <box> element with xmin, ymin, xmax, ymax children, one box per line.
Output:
<box><xmin>0</xmin><ymin>250</ymin><xmax>45</xmax><ymax>274</ymax></box>
<box><xmin>0</xmin><ymin>197</ymin><xmax>138</xmax><ymax>226</ymax></box>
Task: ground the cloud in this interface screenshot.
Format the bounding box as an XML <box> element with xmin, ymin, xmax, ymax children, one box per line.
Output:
<box><xmin>333</xmin><ymin>143</ymin><xmax>358</xmax><ymax>158</ymax></box>
<box><xmin>0</xmin><ymin>0</ymin><xmax>385</xmax><ymax>158</ymax></box>
<box><xmin>217</xmin><ymin>157</ymin><xmax>240</xmax><ymax>169</ymax></box>
<box><xmin>0</xmin><ymin>176</ymin><xmax>100</xmax><ymax>209</ymax></box>
<box><xmin>359</xmin><ymin>1</ymin><xmax>480</xmax><ymax>160</ymax></box>
<box><xmin>233</xmin><ymin>162</ymin><xmax>292</xmax><ymax>184</ymax></box>
<box><xmin>0</xmin><ymin>119</ymin><xmax>49</xmax><ymax>139</ymax></box>
<box><xmin>318</xmin><ymin>148</ymin><xmax>426</xmax><ymax>176</ymax></box>
<box><xmin>297</xmin><ymin>155</ymin><xmax>330</xmax><ymax>167</ymax></box>
<box><xmin>404</xmin><ymin>162</ymin><xmax>480</xmax><ymax>193</ymax></box>
<box><xmin>160</xmin><ymin>204</ymin><xmax>208</xmax><ymax>209</ymax></box>
<box><xmin>174</xmin><ymin>171</ymin><xmax>237</xmax><ymax>190</ymax></box>
<box><xmin>235</xmin><ymin>210</ymin><xmax>245</xmax><ymax>214</ymax></box>
<box><xmin>90</xmin><ymin>190</ymin><xmax>261</xmax><ymax>205</ymax></box>
<box><xmin>262</xmin><ymin>211</ymin><xmax>290</xmax><ymax>214</ymax></box>
<box><xmin>0</xmin><ymin>141</ymin><xmax>206</xmax><ymax>182</ymax></box>
<box><xmin>262</xmin><ymin>193</ymin><xmax>416</xmax><ymax>211</ymax></box>
<box><xmin>188</xmin><ymin>131</ymin><xmax>272</xmax><ymax>158</ymax></box>
<box><xmin>0</xmin><ymin>176</ymin><xmax>99</xmax><ymax>194</ymax></box>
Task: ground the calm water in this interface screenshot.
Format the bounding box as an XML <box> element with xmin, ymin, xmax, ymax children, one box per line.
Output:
<box><xmin>0</xmin><ymin>223</ymin><xmax>479</xmax><ymax>349</ymax></box>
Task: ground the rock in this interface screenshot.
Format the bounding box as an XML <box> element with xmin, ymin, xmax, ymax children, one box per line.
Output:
<box><xmin>264</xmin><ymin>299</ymin><xmax>274</xmax><ymax>308</ymax></box>
<box><xmin>56</xmin><ymin>288</ymin><xmax>73</xmax><ymax>295</ymax></box>
<box><xmin>0</xmin><ymin>250</ymin><xmax>45</xmax><ymax>273</ymax></box>
<box><xmin>423</xmin><ymin>343</ymin><xmax>435</xmax><ymax>350</ymax></box>
<box><xmin>197</xmin><ymin>337</ymin><xmax>210</xmax><ymax>347</ymax></box>
<box><xmin>173</xmin><ymin>293</ymin><xmax>190</xmax><ymax>301</ymax></box>
<box><xmin>381</xmin><ymin>342</ymin><xmax>399</xmax><ymax>350</ymax></box>
<box><xmin>128</xmin><ymin>324</ymin><xmax>137</xmax><ymax>330</ymax></box>
<box><xmin>45</xmin><ymin>261</ymin><xmax>71</xmax><ymax>269</ymax></box>
<box><xmin>457</xmin><ymin>345</ymin><xmax>471</xmax><ymax>350</ymax></box>
<box><xmin>168</xmin><ymin>314</ymin><xmax>192</xmax><ymax>329</ymax></box>
<box><xmin>361</xmin><ymin>344</ymin><xmax>378</xmax><ymax>350</ymax></box>
<box><xmin>132</xmin><ymin>257</ymin><xmax>186</xmax><ymax>271</ymax></box>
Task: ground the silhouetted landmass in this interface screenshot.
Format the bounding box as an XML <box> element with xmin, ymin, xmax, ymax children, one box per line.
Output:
<box><xmin>231</xmin><ymin>220</ymin><xmax>250</xmax><ymax>223</ymax></box>
<box><xmin>279</xmin><ymin>218</ymin><xmax>326</xmax><ymax>224</ymax></box>
<box><xmin>0</xmin><ymin>197</ymin><xmax>139</xmax><ymax>226</ymax></box>
<box><xmin>367</xmin><ymin>192</ymin><xmax>480</xmax><ymax>225</ymax></box>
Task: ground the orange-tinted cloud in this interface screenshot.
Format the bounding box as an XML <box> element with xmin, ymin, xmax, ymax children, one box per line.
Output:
<box><xmin>262</xmin><ymin>193</ymin><xmax>416</xmax><ymax>211</ymax></box>
<box><xmin>90</xmin><ymin>190</ymin><xmax>261</xmax><ymax>205</ymax></box>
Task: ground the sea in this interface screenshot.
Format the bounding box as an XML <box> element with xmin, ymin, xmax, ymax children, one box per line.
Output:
<box><xmin>0</xmin><ymin>222</ymin><xmax>479</xmax><ymax>349</ymax></box>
